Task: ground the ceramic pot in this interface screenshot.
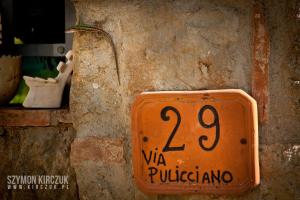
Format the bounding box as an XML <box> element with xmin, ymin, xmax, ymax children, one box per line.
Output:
<box><xmin>0</xmin><ymin>56</ymin><xmax>21</xmax><ymax>105</ymax></box>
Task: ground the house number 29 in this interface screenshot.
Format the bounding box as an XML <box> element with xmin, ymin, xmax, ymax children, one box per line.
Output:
<box><xmin>160</xmin><ymin>105</ymin><xmax>220</xmax><ymax>152</ymax></box>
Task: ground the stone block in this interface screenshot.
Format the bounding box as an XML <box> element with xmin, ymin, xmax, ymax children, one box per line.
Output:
<box><xmin>71</xmin><ymin>137</ymin><xmax>132</xmax><ymax>200</ymax></box>
<box><xmin>71</xmin><ymin>136</ymin><xmax>125</xmax><ymax>165</ymax></box>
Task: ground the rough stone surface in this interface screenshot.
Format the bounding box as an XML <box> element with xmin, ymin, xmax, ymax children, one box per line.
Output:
<box><xmin>70</xmin><ymin>0</ymin><xmax>252</xmax><ymax>138</ymax></box>
<box><xmin>71</xmin><ymin>137</ymin><xmax>125</xmax><ymax>165</ymax></box>
<box><xmin>265</xmin><ymin>0</ymin><xmax>300</xmax><ymax>144</ymax></box>
<box><xmin>68</xmin><ymin>0</ymin><xmax>300</xmax><ymax>199</ymax></box>
<box><xmin>0</xmin><ymin>126</ymin><xmax>78</xmax><ymax>200</ymax></box>
<box><xmin>71</xmin><ymin>137</ymin><xmax>129</xmax><ymax>200</ymax></box>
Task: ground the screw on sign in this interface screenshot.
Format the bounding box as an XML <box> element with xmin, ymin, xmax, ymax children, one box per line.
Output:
<box><xmin>131</xmin><ymin>89</ymin><xmax>259</xmax><ymax>195</ymax></box>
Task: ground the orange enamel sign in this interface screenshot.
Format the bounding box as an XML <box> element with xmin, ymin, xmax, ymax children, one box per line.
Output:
<box><xmin>131</xmin><ymin>89</ymin><xmax>259</xmax><ymax>194</ymax></box>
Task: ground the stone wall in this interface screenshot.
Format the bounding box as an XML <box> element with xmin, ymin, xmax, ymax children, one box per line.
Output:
<box><xmin>260</xmin><ymin>0</ymin><xmax>300</xmax><ymax>199</ymax></box>
<box><xmin>0</xmin><ymin>0</ymin><xmax>296</xmax><ymax>200</ymax></box>
<box><xmin>0</xmin><ymin>126</ymin><xmax>78</xmax><ymax>199</ymax></box>
<box><xmin>70</xmin><ymin>0</ymin><xmax>299</xmax><ymax>199</ymax></box>
<box><xmin>69</xmin><ymin>0</ymin><xmax>256</xmax><ymax>199</ymax></box>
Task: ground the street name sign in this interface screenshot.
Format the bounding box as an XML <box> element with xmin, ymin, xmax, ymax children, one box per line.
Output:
<box><xmin>132</xmin><ymin>89</ymin><xmax>259</xmax><ymax>194</ymax></box>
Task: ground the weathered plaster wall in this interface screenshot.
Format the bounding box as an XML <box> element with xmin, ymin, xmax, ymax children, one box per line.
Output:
<box><xmin>69</xmin><ymin>0</ymin><xmax>299</xmax><ymax>200</ymax></box>
<box><xmin>0</xmin><ymin>126</ymin><xmax>78</xmax><ymax>199</ymax></box>
<box><xmin>266</xmin><ymin>0</ymin><xmax>300</xmax><ymax>143</ymax></box>
<box><xmin>259</xmin><ymin>0</ymin><xmax>300</xmax><ymax>199</ymax></box>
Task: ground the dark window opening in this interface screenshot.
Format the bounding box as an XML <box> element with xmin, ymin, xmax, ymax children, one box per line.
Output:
<box><xmin>13</xmin><ymin>0</ymin><xmax>65</xmax><ymax>44</ymax></box>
